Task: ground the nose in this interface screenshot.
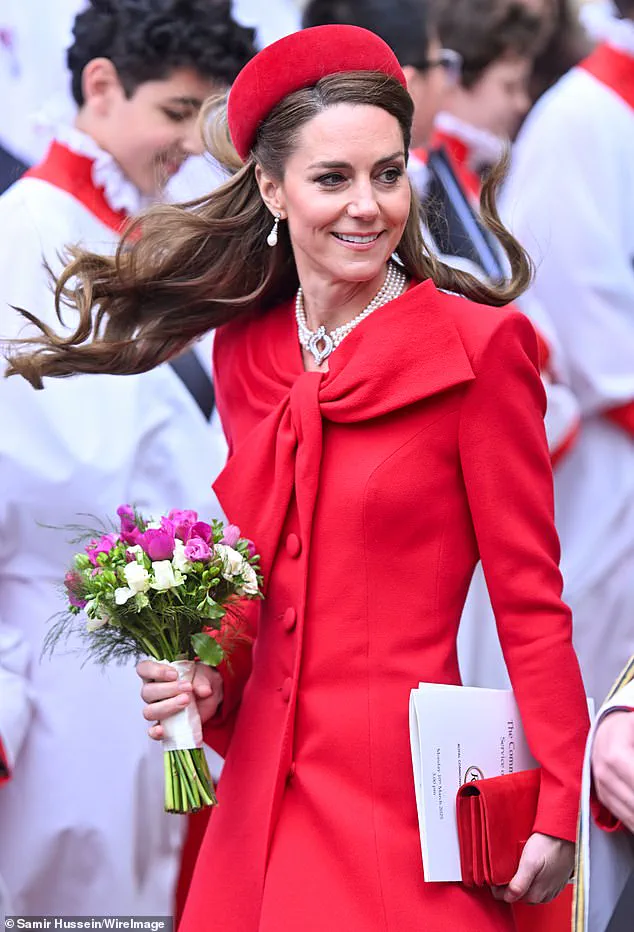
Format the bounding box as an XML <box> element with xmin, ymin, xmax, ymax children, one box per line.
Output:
<box><xmin>182</xmin><ymin>120</ymin><xmax>206</xmax><ymax>157</ymax></box>
<box><xmin>346</xmin><ymin>181</ymin><xmax>380</xmax><ymax>221</ymax></box>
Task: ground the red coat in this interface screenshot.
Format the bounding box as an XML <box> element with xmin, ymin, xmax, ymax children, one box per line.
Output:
<box><xmin>181</xmin><ymin>280</ymin><xmax>589</xmax><ymax>932</ymax></box>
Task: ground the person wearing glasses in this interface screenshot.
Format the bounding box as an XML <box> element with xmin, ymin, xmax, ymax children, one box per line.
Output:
<box><xmin>302</xmin><ymin>0</ymin><xmax>461</xmax><ymax>153</ymax></box>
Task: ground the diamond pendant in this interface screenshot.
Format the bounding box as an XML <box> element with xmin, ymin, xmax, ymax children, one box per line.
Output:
<box><xmin>307</xmin><ymin>326</ymin><xmax>334</xmax><ymax>365</ymax></box>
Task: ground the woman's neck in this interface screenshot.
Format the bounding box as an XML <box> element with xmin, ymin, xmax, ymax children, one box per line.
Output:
<box><xmin>299</xmin><ymin>264</ymin><xmax>390</xmax><ymax>334</ymax></box>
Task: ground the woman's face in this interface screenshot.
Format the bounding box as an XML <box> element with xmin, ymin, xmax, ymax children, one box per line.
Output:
<box><xmin>257</xmin><ymin>103</ymin><xmax>411</xmax><ymax>290</ymax></box>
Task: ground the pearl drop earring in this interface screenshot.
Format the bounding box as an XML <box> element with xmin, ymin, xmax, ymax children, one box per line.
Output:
<box><xmin>267</xmin><ymin>213</ymin><xmax>281</xmax><ymax>247</ymax></box>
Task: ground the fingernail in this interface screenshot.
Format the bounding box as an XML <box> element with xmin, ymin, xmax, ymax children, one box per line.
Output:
<box><xmin>178</xmin><ymin>693</ymin><xmax>189</xmax><ymax>705</ymax></box>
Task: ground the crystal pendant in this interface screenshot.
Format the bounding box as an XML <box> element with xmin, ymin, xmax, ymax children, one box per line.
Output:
<box><xmin>307</xmin><ymin>326</ymin><xmax>334</xmax><ymax>365</ymax></box>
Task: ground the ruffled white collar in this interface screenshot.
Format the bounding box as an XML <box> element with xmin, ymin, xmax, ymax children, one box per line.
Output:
<box><xmin>408</xmin><ymin>150</ymin><xmax>431</xmax><ymax>199</ymax></box>
<box><xmin>581</xmin><ymin>1</ymin><xmax>634</xmax><ymax>57</ymax></box>
<box><xmin>54</xmin><ymin>124</ymin><xmax>153</xmax><ymax>215</ymax></box>
<box><xmin>434</xmin><ymin>112</ymin><xmax>505</xmax><ymax>170</ymax></box>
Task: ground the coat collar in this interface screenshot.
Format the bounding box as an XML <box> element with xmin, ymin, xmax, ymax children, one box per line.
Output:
<box><xmin>213</xmin><ymin>279</ymin><xmax>475</xmax><ymax>577</ymax></box>
<box><xmin>233</xmin><ymin>278</ymin><xmax>476</xmax><ymax>422</ymax></box>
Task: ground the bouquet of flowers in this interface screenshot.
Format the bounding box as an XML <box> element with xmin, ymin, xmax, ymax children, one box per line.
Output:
<box><xmin>48</xmin><ymin>505</ymin><xmax>262</xmax><ymax>813</ymax></box>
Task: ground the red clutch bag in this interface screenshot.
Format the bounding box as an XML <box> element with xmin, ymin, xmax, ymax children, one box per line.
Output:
<box><xmin>456</xmin><ymin>768</ymin><xmax>541</xmax><ymax>887</ymax></box>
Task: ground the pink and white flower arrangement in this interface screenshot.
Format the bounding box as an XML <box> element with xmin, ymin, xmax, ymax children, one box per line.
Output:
<box><xmin>49</xmin><ymin>505</ymin><xmax>262</xmax><ymax>814</ymax></box>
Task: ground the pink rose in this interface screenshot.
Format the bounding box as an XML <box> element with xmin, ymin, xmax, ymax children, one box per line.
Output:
<box><xmin>86</xmin><ymin>533</ymin><xmax>119</xmax><ymax>566</ymax></box>
<box><xmin>139</xmin><ymin>518</ymin><xmax>175</xmax><ymax>561</ymax></box>
<box><xmin>168</xmin><ymin>509</ymin><xmax>199</xmax><ymax>527</ymax></box>
<box><xmin>221</xmin><ymin>524</ymin><xmax>241</xmax><ymax>548</ymax></box>
<box><xmin>184</xmin><ymin>537</ymin><xmax>211</xmax><ymax>562</ymax></box>
<box><xmin>174</xmin><ymin>519</ymin><xmax>212</xmax><ymax>544</ymax></box>
<box><xmin>190</xmin><ymin>521</ymin><xmax>212</xmax><ymax>543</ymax></box>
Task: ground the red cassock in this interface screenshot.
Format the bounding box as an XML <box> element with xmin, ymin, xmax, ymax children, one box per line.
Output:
<box><xmin>181</xmin><ymin>280</ymin><xmax>589</xmax><ymax>932</ymax></box>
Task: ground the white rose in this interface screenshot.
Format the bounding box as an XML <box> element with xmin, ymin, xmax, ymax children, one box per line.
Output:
<box><xmin>115</xmin><ymin>587</ymin><xmax>134</xmax><ymax>605</ymax></box>
<box><xmin>151</xmin><ymin>560</ymin><xmax>182</xmax><ymax>591</ymax></box>
<box><xmin>126</xmin><ymin>544</ymin><xmax>145</xmax><ymax>562</ymax></box>
<box><xmin>172</xmin><ymin>539</ymin><xmax>192</xmax><ymax>574</ymax></box>
<box><xmin>215</xmin><ymin>544</ymin><xmax>244</xmax><ymax>579</ymax></box>
<box><xmin>123</xmin><ymin>561</ymin><xmax>150</xmax><ymax>593</ymax></box>
<box><xmin>237</xmin><ymin>563</ymin><xmax>259</xmax><ymax>597</ymax></box>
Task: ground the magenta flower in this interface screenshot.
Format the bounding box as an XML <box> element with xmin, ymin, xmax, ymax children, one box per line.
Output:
<box><xmin>221</xmin><ymin>524</ymin><xmax>241</xmax><ymax>548</ymax></box>
<box><xmin>86</xmin><ymin>533</ymin><xmax>119</xmax><ymax>567</ymax></box>
<box><xmin>191</xmin><ymin>521</ymin><xmax>212</xmax><ymax>543</ymax></box>
<box><xmin>246</xmin><ymin>540</ymin><xmax>257</xmax><ymax>559</ymax></box>
<box><xmin>139</xmin><ymin>520</ymin><xmax>176</xmax><ymax>561</ymax></box>
<box><xmin>117</xmin><ymin>504</ymin><xmax>142</xmax><ymax>545</ymax></box>
<box><xmin>184</xmin><ymin>537</ymin><xmax>211</xmax><ymax>562</ymax></box>
<box><xmin>168</xmin><ymin>509</ymin><xmax>198</xmax><ymax>527</ymax></box>
<box><xmin>174</xmin><ymin>518</ymin><xmax>212</xmax><ymax>544</ymax></box>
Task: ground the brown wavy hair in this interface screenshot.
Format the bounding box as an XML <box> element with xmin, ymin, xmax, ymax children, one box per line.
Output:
<box><xmin>5</xmin><ymin>71</ymin><xmax>532</xmax><ymax>388</ymax></box>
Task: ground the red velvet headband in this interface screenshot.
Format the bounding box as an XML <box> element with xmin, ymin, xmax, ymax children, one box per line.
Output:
<box><xmin>227</xmin><ymin>25</ymin><xmax>407</xmax><ymax>161</ymax></box>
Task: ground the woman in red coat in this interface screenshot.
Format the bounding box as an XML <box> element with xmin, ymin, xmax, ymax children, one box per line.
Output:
<box><xmin>6</xmin><ymin>25</ymin><xmax>589</xmax><ymax>932</ymax></box>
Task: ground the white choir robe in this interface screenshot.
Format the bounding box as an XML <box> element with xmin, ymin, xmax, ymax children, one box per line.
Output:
<box><xmin>501</xmin><ymin>42</ymin><xmax>634</xmax><ymax>706</ymax></box>
<box><xmin>0</xmin><ymin>162</ymin><xmax>225</xmax><ymax>915</ymax></box>
<box><xmin>409</xmin><ymin>150</ymin><xmax>582</xmax><ymax>691</ymax></box>
<box><xmin>575</xmin><ymin>662</ymin><xmax>634</xmax><ymax>932</ymax></box>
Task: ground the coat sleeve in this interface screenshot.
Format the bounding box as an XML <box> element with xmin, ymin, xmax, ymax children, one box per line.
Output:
<box><xmin>458</xmin><ymin>310</ymin><xmax>590</xmax><ymax>843</ymax></box>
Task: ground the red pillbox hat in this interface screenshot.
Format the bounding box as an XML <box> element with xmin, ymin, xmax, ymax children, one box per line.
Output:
<box><xmin>227</xmin><ymin>25</ymin><xmax>407</xmax><ymax>161</ymax></box>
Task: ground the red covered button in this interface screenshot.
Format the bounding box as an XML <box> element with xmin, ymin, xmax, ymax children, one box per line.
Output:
<box><xmin>281</xmin><ymin>677</ymin><xmax>293</xmax><ymax>703</ymax></box>
<box><xmin>283</xmin><ymin>607</ymin><xmax>297</xmax><ymax>632</ymax></box>
<box><xmin>285</xmin><ymin>533</ymin><xmax>301</xmax><ymax>558</ymax></box>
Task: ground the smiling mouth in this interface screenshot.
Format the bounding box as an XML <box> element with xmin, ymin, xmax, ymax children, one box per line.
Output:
<box><xmin>332</xmin><ymin>232</ymin><xmax>383</xmax><ymax>244</ymax></box>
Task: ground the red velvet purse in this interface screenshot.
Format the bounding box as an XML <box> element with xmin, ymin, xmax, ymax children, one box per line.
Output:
<box><xmin>456</xmin><ymin>768</ymin><xmax>541</xmax><ymax>886</ymax></box>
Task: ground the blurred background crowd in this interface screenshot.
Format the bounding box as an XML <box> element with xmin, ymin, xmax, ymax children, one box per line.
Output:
<box><xmin>0</xmin><ymin>0</ymin><xmax>632</xmax><ymax>929</ymax></box>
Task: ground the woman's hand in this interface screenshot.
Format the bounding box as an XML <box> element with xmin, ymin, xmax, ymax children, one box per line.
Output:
<box><xmin>137</xmin><ymin>659</ymin><xmax>224</xmax><ymax>741</ymax></box>
<box><xmin>591</xmin><ymin>709</ymin><xmax>634</xmax><ymax>832</ymax></box>
<box><xmin>491</xmin><ymin>832</ymin><xmax>574</xmax><ymax>904</ymax></box>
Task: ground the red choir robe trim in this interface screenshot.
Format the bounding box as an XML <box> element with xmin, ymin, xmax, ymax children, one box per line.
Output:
<box><xmin>430</xmin><ymin>129</ymin><xmax>482</xmax><ymax>202</ymax></box>
<box><xmin>0</xmin><ymin>736</ymin><xmax>10</xmax><ymax>785</ymax></box>
<box><xmin>550</xmin><ymin>420</ymin><xmax>580</xmax><ymax>470</ymax></box>
<box><xmin>580</xmin><ymin>42</ymin><xmax>634</xmax><ymax>112</ymax></box>
<box><xmin>604</xmin><ymin>402</ymin><xmax>634</xmax><ymax>438</ymax></box>
<box><xmin>24</xmin><ymin>140</ymin><xmax>129</xmax><ymax>233</ymax></box>
<box><xmin>580</xmin><ymin>44</ymin><xmax>634</xmax><ymax>436</ymax></box>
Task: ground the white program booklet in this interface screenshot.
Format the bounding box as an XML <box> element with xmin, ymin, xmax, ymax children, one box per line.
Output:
<box><xmin>409</xmin><ymin>683</ymin><xmax>537</xmax><ymax>882</ymax></box>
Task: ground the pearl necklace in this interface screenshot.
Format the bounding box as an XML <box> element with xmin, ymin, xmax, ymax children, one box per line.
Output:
<box><xmin>296</xmin><ymin>261</ymin><xmax>408</xmax><ymax>366</ymax></box>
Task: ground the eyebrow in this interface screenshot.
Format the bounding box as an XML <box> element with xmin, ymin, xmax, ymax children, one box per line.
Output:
<box><xmin>307</xmin><ymin>151</ymin><xmax>406</xmax><ymax>170</ymax></box>
<box><xmin>165</xmin><ymin>96</ymin><xmax>203</xmax><ymax>108</ymax></box>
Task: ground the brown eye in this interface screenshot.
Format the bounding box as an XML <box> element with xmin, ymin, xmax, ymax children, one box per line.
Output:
<box><xmin>316</xmin><ymin>173</ymin><xmax>347</xmax><ymax>187</ymax></box>
<box><xmin>379</xmin><ymin>167</ymin><xmax>403</xmax><ymax>184</ymax></box>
